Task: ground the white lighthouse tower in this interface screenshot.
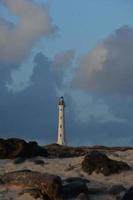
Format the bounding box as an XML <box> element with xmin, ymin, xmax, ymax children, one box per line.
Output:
<box><xmin>57</xmin><ymin>97</ymin><xmax>66</xmax><ymax>145</ymax></box>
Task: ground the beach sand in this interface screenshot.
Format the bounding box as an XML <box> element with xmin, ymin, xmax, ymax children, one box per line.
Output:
<box><xmin>0</xmin><ymin>150</ymin><xmax>133</xmax><ymax>199</ymax></box>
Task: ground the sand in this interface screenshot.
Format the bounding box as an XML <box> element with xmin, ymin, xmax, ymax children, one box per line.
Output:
<box><xmin>0</xmin><ymin>150</ymin><xmax>133</xmax><ymax>199</ymax></box>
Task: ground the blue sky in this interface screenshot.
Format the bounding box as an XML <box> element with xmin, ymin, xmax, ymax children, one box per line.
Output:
<box><xmin>37</xmin><ymin>0</ymin><xmax>133</xmax><ymax>56</ymax></box>
<box><xmin>0</xmin><ymin>0</ymin><xmax>133</xmax><ymax>146</ymax></box>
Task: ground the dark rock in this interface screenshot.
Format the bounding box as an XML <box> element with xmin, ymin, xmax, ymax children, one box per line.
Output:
<box><xmin>82</xmin><ymin>151</ymin><xmax>131</xmax><ymax>176</ymax></box>
<box><xmin>44</xmin><ymin>144</ymin><xmax>133</xmax><ymax>158</ymax></box>
<box><xmin>0</xmin><ymin>178</ymin><xmax>4</xmax><ymax>185</ymax></box>
<box><xmin>1</xmin><ymin>170</ymin><xmax>62</xmax><ymax>200</ymax></box>
<box><xmin>108</xmin><ymin>185</ymin><xmax>126</xmax><ymax>195</ymax></box>
<box><xmin>121</xmin><ymin>187</ymin><xmax>133</xmax><ymax>200</ymax></box>
<box><xmin>34</xmin><ymin>159</ymin><xmax>45</xmax><ymax>166</ymax></box>
<box><xmin>64</xmin><ymin>177</ymin><xmax>89</xmax><ymax>184</ymax></box>
<box><xmin>62</xmin><ymin>181</ymin><xmax>89</xmax><ymax>198</ymax></box>
<box><xmin>44</xmin><ymin>144</ymin><xmax>86</xmax><ymax>158</ymax></box>
<box><xmin>1</xmin><ymin>139</ymin><xmax>133</xmax><ymax>159</ymax></box>
<box><xmin>76</xmin><ymin>193</ymin><xmax>90</xmax><ymax>200</ymax></box>
<box><xmin>116</xmin><ymin>195</ymin><xmax>122</xmax><ymax>200</ymax></box>
<box><xmin>0</xmin><ymin>139</ymin><xmax>6</xmax><ymax>158</ymax></box>
<box><xmin>87</xmin><ymin>187</ymin><xmax>107</xmax><ymax>195</ymax></box>
<box><xmin>0</xmin><ymin>138</ymin><xmax>48</xmax><ymax>159</ymax></box>
<box><xmin>14</xmin><ymin>157</ymin><xmax>27</xmax><ymax>164</ymax></box>
<box><xmin>0</xmin><ymin>138</ymin><xmax>27</xmax><ymax>159</ymax></box>
<box><xmin>28</xmin><ymin>141</ymin><xmax>47</xmax><ymax>157</ymax></box>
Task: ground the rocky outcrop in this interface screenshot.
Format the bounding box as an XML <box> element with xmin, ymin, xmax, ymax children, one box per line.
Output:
<box><xmin>1</xmin><ymin>138</ymin><xmax>133</xmax><ymax>159</ymax></box>
<box><xmin>44</xmin><ymin>144</ymin><xmax>86</xmax><ymax>158</ymax></box>
<box><xmin>0</xmin><ymin>170</ymin><xmax>62</xmax><ymax>200</ymax></box>
<box><xmin>0</xmin><ymin>138</ymin><xmax>47</xmax><ymax>159</ymax></box>
<box><xmin>82</xmin><ymin>151</ymin><xmax>131</xmax><ymax>176</ymax></box>
<box><xmin>44</xmin><ymin>144</ymin><xmax>133</xmax><ymax>158</ymax></box>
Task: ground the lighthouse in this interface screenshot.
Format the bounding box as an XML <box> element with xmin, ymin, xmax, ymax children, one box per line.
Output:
<box><xmin>57</xmin><ymin>97</ymin><xmax>66</xmax><ymax>145</ymax></box>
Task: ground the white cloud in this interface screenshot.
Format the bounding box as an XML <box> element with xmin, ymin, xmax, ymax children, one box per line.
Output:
<box><xmin>6</xmin><ymin>56</ymin><xmax>34</xmax><ymax>93</ymax></box>
<box><xmin>73</xmin><ymin>25</ymin><xmax>133</xmax><ymax>95</ymax></box>
<box><xmin>52</xmin><ymin>49</ymin><xmax>75</xmax><ymax>71</ymax></box>
<box><xmin>0</xmin><ymin>0</ymin><xmax>57</xmax><ymax>63</ymax></box>
<box><xmin>7</xmin><ymin>48</ymin><xmax>75</xmax><ymax>94</ymax></box>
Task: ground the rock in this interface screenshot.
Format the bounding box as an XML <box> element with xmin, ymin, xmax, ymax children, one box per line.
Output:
<box><xmin>0</xmin><ymin>139</ymin><xmax>6</xmax><ymax>159</ymax></box>
<box><xmin>64</xmin><ymin>177</ymin><xmax>90</xmax><ymax>184</ymax></box>
<box><xmin>108</xmin><ymin>185</ymin><xmax>126</xmax><ymax>195</ymax></box>
<box><xmin>14</xmin><ymin>157</ymin><xmax>27</xmax><ymax>164</ymax></box>
<box><xmin>0</xmin><ymin>138</ymin><xmax>48</xmax><ymax>159</ymax></box>
<box><xmin>63</xmin><ymin>177</ymin><xmax>90</xmax><ymax>198</ymax></box>
<box><xmin>44</xmin><ymin>144</ymin><xmax>133</xmax><ymax>158</ymax></box>
<box><xmin>0</xmin><ymin>179</ymin><xmax>4</xmax><ymax>185</ymax></box>
<box><xmin>82</xmin><ymin>150</ymin><xmax>131</xmax><ymax>176</ymax></box>
<box><xmin>1</xmin><ymin>170</ymin><xmax>62</xmax><ymax>200</ymax></box>
<box><xmin>27</xmin><ymin>141</ymin><xmax>48</xmax><ymax>158</ymax></box>
<box><xmin>116</xmin><ymin>195</ymin><xmax>122</xmax><ymax>200</ymax></box>
<box><xmin>62</xmin><ymin>181</ymin><xmax>89</xmax><ymax>198</ymax></box>
<box><xmin>76</xmin><ymin>193</ymin><xmax>90</xmax><ymax>200</ymax></box>
<box><xmin>34</xmin><ymin>159</ymin><xmax>45</xmax><ymax>166</ymax></box>
<box><xmin>121</xmin><ymin>187</ymin><xmax>133</xmax><ymax>200</ymax></box>
<box><xmin>44</xmin><ymin>144</ymin><xmax>86</xmax><ymax>158</ymax></box>
<box><xmin>87</xmin><ymin>187</ymin><xmax>107</xmax><ymax>195</ymax></box>
<box><xmin>0</xmin><ymin>138</ymin><xmax>27</xmax><ymax>159</ymax></box>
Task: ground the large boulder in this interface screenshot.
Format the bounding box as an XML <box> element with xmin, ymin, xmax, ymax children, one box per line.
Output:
<box><xmin>0</xmin><ymin>139</ymin><xmax>7</xmax><ymax>158</ymax></box>
<box><xmin>0</xmin><ymin>170</ymin><xmax>62</xmax><ymax>200</ymax></box>
<box><xmin>62</xmin><ymin>181</ymin><xmax>89</xmax><ymax>198</ymax></box>
<box><xmin>82</xmin><ymin>151</ymin><xmax>131</xmax><ymax>176</ymax></box>
<box><xmin>0</xmin><ymin>138</ymin><xmax>47</xmax><ymax>159</ymax></box>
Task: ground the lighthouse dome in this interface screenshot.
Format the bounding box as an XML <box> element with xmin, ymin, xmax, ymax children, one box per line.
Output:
<box><xmin>58</xmin><ymin>96</ymin><xmax>65</xmax><ymax>105</ymax></box>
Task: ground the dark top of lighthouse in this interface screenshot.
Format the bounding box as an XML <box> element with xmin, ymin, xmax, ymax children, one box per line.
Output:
<box><xmin>58</xmin><ymin>96</ymin><xmax>65</xmax><ymax>106</ymax></box>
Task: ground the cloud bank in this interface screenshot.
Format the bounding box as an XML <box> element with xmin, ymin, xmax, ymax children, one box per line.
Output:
<box><xmin>73</xmin><ymin>25</ymin><xmax>133</xmax><ymax>96</ymax></box>
<box><xmin>0</xmin><ymin>0</ymin><xmax>56</xmax><ymax>64</ymax></box>
<box><xmin>68</xmin><ymin>25</ymin><xmax>133</xmax><ymax>139</ymax></box>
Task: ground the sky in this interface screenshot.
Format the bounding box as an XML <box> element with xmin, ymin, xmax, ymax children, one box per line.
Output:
<box><xmin>0</xmin><ymin>0</ymin><xmax>133</xmax><ymax>146</ymax></box>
